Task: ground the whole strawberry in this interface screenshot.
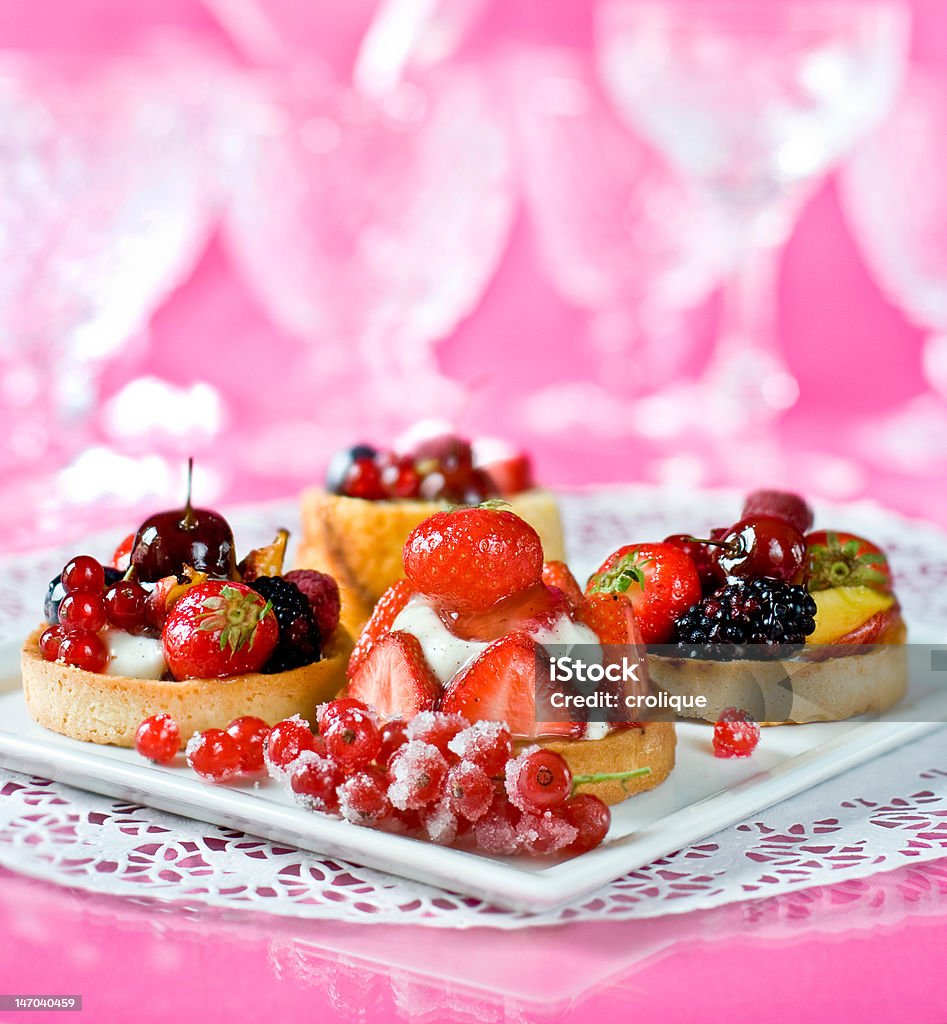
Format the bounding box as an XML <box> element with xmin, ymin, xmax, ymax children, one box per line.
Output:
<box><xmin>163</xmin><ymin>581</ymin><xmax>278</xmax><ymax>680</ymax></box>
<box><xmin>403</xmin><ymin>507</ymin><xmax>543</xmax><ymax>614</ymax></box>
<box><xmin>587</xmin><ymin>542</ymin><xmax>701</xmax><ymax>644</ymax></box>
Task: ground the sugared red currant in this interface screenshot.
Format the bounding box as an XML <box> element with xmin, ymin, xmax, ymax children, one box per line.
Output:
<box><xmin>291</xmin><ymin>755</ymin><xmax>344</xmax><ymax>811</ymax></box>
<box><xmin>58</xmin><ymin>630</ymin><xmax>108</xmax><ymax>673</ymax></box>
<box><xmin>445</xmin><ymin>761</ymin><xmax>493</xmax><ymax>821</ymax></box>
<box><xmin>713</xmin><ymin>707</ymin><xmax>761</xmax><ymax>758</ymax></box>
<box><xmin>387</xmin><ymin>741</ymin><xmax>448</xmax><ymax>810</ymax></box>
<box><xmin>186</xmin><ymin>729</ymin><xmax>242</xmax><ymax>782</ymax></box>
<box><xmin>266</xmin><ymin>717</ymin><xmax>317</xmax><ymax>769</ymax></box>
<box><xmin>58</xmin><ymin>591</ymin><xmax>107</xmax><ymax>633</ymax></box>
<box><xmin>39</xmin><ymin>625</ymin><xmax>67</xmax><ymax>662</ymax></box>
<box><xmin>377</xmin><ymin>719</ymin><xmax>409</xmax><ymax>767</ymax></box>
<box><xmin>322</xmin><ymin>708</ymin><xmax>381</xmax><ymax>768</ymax></box>
<box><xmin>507</xmin><ymin>749</ymin><xmax>572</xmax><ymax>812</ymax></box>
<box><xmin>135</xmin><ymin>713</ymin><xmax>180</xmax><ymax>764</ymax></box>
<box><xmin>316</xmin><ymin>697</ymin><xmax>369</xmax><ymax>735</ymax></box>
<box><xmin>561</xmin><ymin>793</ymin><xmax>611</xmax><ymax>853</ymax></box>
<box><xmin>338</xmin><ymin>767</ymin><xmax>391</xmax><ymax>824</ymax></box>
<box><xmin>104</xmin><ymin>580</ymin><xmax>149</xmax><ymax>632</ymax></box>
<box><xmin>406</xmin><ymin>711</ymin><xmax>468</xmax><ymax>760</ymax></box>
<box><xmin>61</xmin><ymin>555</ymin><xmax>105</xmax><ymax>595</ymax></box>
<box><xmin>226</xmin><ymin>716</ymin><xmax>271</xmax><ymax>772</ymax></box>
<box><xmin>447</xmin><ymin>722</ymin><xmax>512</xmax><ymax>777</ymax></box>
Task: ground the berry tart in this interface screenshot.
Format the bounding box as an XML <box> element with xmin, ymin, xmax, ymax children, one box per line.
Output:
<box><xmin>296</xmin><ymin>431</ymin><xmax>566</xmax><ymax>631</ymax></box>
<box><xmin>22</xmin><ymin>477</ymin><xmax>352</xmax><ymax>748</ymax></box>
<box><xmin>339</xmin><ymin>504</ymin><xmax>676</xmax><ymax>806</ymax></box>
<box><xmin>586</xmin><ymin>489</ymin><xmax>907</xmax><ymax>724</ymax></box>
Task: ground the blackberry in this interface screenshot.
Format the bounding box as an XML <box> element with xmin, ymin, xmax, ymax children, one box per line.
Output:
<box><xmin>250</xmin><ymin>576</ymin><xmax>321</xmax><ymax>673</ymax></box>
<box><xmin>672</xmin><ymin>578</ymin><xmax>817</xmax><ymax>660</ymax></box>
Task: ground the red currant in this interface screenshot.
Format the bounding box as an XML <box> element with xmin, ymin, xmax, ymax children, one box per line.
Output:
<box><xmin>61</xmin><ymin>555</ymin><xmax>105</xmax><ymax>594</ymax></box>
<box><xmin>266</xmin><ymin>717</ymin><xmax>316</xmax><ymax>769</ymax></box>
<box><xmin>507</xmin><ymin>749</ymin><xmax>572</xmax><ymax>812</ymax></box>
<box><xmin>472</xmin><ymin>794</ymin><xmax>521</xmax><ymax>855</ymax></box>
<box><xmin>377</xmin><ymin>719</ymin><xmax>409</xmax><ymax>767</ymax></box>
<box><xmin>561</xmin><ymin>794</ymin><xmax>611</xmax><ymax>853</ymax></box>
<box><xmin>134</xmin><ymin>713</ymin><xmax>181</xmax><ymax>764</ymax></box>
<box><xmin>343</xmin><ymin>457</ymin><xmax>386</xmax><ymax>500</ymax></box>
<box><xmin>58</xmin><ymin>591</ymin><xmax>107</xmax><ymax>633</ymax></box>
<box><xmin>445</xmin><ymin>761</ymin><xmax>493</xmax><ymax>821</ymax></box>
<box><xmin>338</xmin><ymin>767</ymin><xmax>391</xmax><ymax>824</ymax></box>
<box><xmin>407</xmin><ymin>711</ymin><xmax>468</xmax><ymax>760</ymax></box>
<box><xmin>290</xmin><ymin>755</ymin><xmax>344</xmax><ymax>811</ymax></box>
<box><xmin>713</xmin><ymin>707</ymin><xmax>761</xmax><ymax>758</ymax></box>
<box><xmin>58</xmin><ymin>630</ymin><xmax>108</xmax><ymax>673</ymax></box>
<box><xmin>104</xmin><ymin>581</ymin><xmax>148</xmax><ymax>632</ymax></box>
<box><xmin>39</xmin><ymin>625</ymin><xmax>67</xmax><ymax>662</ymax></box>
<box><xmin>226</xmin><ymin>716</ymin><xmax>271</xmax><ymax>772</ymax></box>
<box><xmin>316</xmin><ymin>697</ymin><xmax>369</xmax><ymax>735</ymax></box>
<box><xmin>322</xmin><ymin>708</ymin><xmax>381</xmax><ymax>768</ymax></box>
<box><xmin>447</xmin><ymin>722</ymin><xmax>512</xmax><ymax>776</ymax></box>
<box><xmin>388</xmin><ymin>741</ymin><xmax>448</xmax><ymax>810</ymax></box>
<box><xmin>186</xmin><ymin>729</ymin><xmax>242</xmax><ymax>782</ymax></box>
<box><xmin>379</xmin><ymin>454</ymin><xmax>422</xmax><ymax>499</ymax></box>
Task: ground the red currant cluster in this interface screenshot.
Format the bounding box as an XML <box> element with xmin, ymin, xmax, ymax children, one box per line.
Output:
<box><xmin>327</xmin><ymin>436</ymin><xmax>532</xmax><ymax>505</ymax></box>
<box><xmin>39</xmin><ymin>555</ymin><xmax>151</xmax><ymax>672</ymax></box>
<box><xmin>134</xmin><ymin>702</ymin><xmax>619</xmax><ymax>858</ymax></box>
<box><xmin>712</xmin><ymin>707</ymin><xmax>761</xmax><ymax>758</ymax></box>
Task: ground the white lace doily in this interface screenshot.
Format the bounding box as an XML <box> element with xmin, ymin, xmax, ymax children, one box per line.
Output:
<box><xmin>1</xmin><ymin>487</ymin><xmax>945</xmax><ymax>928</ymax></box>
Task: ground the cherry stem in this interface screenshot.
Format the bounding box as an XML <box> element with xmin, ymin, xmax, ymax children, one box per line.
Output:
<box><xmin>570</xmin><ymin>766</ymin><xmax>651</xmax><ymax>796</ymax></box>
<box><xmin>182</xmin><ymin>457</ymin><xmax>196</xmax><ymax>529</ymax></box>
<box><xmin>684</xmin><ymin>534</ymin><xmax>743</xmax><ymax>556</ymax></box>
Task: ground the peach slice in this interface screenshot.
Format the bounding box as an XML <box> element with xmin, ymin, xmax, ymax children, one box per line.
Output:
<box><xmin>808</xmin><ymin>586</ymin><xmax>896</xmax><ymax>645</ymax></box>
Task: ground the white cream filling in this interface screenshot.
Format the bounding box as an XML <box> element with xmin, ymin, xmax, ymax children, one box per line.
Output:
<box><xmin>103</xmin><ymin>628</ymin><xmax>167</xmax><ymax>679</ymax></box>
<box><xmin>391</xmin><ymin>598</ymin><xmax>490</xmax><ymax>683</ymax></box>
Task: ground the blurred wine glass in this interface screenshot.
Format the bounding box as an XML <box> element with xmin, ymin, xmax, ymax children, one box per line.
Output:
<box><xmin>222</xmin><ymin>62</ymin><xmax>513</xmax><ymax>435</ymax></box>
<box><xmin>0</xmin><ymin>39</ymin><xmax>224</xmax><ymax>472</ymax></box>
<box><xmin>596</xmin><ymin>0</ymin><xmax>909</xmax><ymax>435</ymax></box>
<box><xmin>505</xmin><ymin>47</ymin><xmax>723</xmax><ymax>433</ymax></box>
<box><xmin>839</xmin><ymin>68</ymin><xmax>947</xmax><ymax>471</ymax></box>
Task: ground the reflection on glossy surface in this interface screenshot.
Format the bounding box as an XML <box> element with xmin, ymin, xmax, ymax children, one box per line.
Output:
<box><xmin>2</xmin><ymin>859</ymin><xmax>947</xmax><ymax>1022</ymax></box>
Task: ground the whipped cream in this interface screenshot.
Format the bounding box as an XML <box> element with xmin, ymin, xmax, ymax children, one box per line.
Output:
<box><xmin>390</xmin><ymin>598</ymin><xmax>489</xmax><ymax>683</ymax></box>
<box><xmin>103</xmin><ymin>628</ymin><xmax>167</xmax><ymax>679</ymax></box>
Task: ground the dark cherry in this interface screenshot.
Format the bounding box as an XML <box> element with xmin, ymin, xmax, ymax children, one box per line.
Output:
<box><xmin>45</xmin><ymin>568</ymin><xmax>122</xmax><ymax>624</ymax></box>
<box><xmin>741</xmin><ymin>490</ymin><xmax>814</xmax><ymax>535</ymax></box>
<box><xmin>130</xmin><ymin>460</ymin><xmax>236</xmax><ymax>582</ymax></box>
<box><xmin>714</xmin><ymin>515</ymin><xmax>807</xmax><ymax>584</ymax></box>
<box><xmin>326</xmin><ymin>444</ymin><xmax>378</xmax><ymax>494</ymax></box>
<box><xmin>663</xmin><ymin>535</ymin><xmax>725</xmax><ymax>593</ymax></box>
<box><xmin>408</xmin><ymin>434</ymin><xmax>474</xmax><ymax>474</ymax></box>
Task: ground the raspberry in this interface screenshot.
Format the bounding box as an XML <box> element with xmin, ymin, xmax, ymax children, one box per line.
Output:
<box><xmin>713</xmin><ymin>707</ymin><xmax>761</xmax><ymax>758</ymax></box>
<box><xmin>284</xmin><ymin>570</ymin><xmax>341</xmax><ymax>640</ymax></box>
<box><xmin>673</xmin><ymin>578</ymin><xmax>817</xmax><ymax>658</ymax></box>
<box><xmin>250</xmin><ymin>576</ymin><xmax>321</xmax><ymax>672</ymax></box>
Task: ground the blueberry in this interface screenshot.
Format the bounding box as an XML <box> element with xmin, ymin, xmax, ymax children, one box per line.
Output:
<box><xmin>45</xmin><ymin>566</ymin><xmax>123</xmax><ymax>623</ymax></box>
<box><xmin>325</xmin><ymin>444</ymin><xmax>378</xmax><ymax>494</ymax></box>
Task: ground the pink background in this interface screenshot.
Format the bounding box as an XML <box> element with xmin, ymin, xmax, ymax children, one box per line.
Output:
<box><xmin>2</xmin><ymin>2</ymin><xmax>947</xmax><ymax>1021</ymax></box>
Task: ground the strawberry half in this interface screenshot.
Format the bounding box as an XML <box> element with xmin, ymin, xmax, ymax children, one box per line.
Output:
<box><xmin>347</xmin><ymin>579</ymin><xmax>415</xmax><ymax>679</ymax></box>
<box><xmin>443</xmin><ymin>583</ymin><xmax>570</xmax><ymax>642</ymax></box>
<box><xmin>577</xmin><ymin>592</ymin><xmax>641</xmax><ymax>644</ymax></box>
<box><xmin>541</xmin><ymin>561</ymin><xmax>584</xmax><ymax>611</ymax></box>
<box><xmin>440</xmin><ymin>633</ymin><xmax>578</xmax><ymax>738</ymax></box>
<box><xmin>345</xmin><ymin>631</ymin><xmax>440</xmax><ymax>720</ymax></box>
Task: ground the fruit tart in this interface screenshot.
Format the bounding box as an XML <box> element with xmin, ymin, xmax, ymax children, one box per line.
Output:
<box><xmin>340</xmin><ymin>504</ymin><xmax>675</xmax><ymax>806</ymax></box>
<box><xmin>585</xmin><ymin>489</ymin><xmax>907</xmax><ymax>724</ymax></box>
<box><xmin>296</xmin><ymin>431</ymin><xmax>566</xmax><ymax>632</ymax></box>
<box><xmin>22</xmin><ymin>478</ymin><xmax>352</xmax><ymax>748</ymax></box>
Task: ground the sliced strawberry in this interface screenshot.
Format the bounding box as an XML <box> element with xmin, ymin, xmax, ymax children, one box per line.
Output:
<box><xmin>478</xmin><ymin>452</ymin><xmax>534</xmax><ymax>496</ymax></box>
<box><xmin>578</xmin><ymin>592</ymin><xmax>641</xmax><ymax>644</ymax></box>
<box><xmin>443</xmin><ymin>583</ymin><xmax>569</xmax><ymax>642</ymax></box>
<box><xmin>541</xmin><ymin>561</ymin><xmax>584</xmax><ymax>610</ymax></box>
<box><xmin>347</xmin><ymin>578</ymin><xmax>415</xmax><ymax>679</ymax></box>
<box><xmin>345</xmin><ymin>631</ymin><xmax>440</xmax><ymax>721</ymax></box>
